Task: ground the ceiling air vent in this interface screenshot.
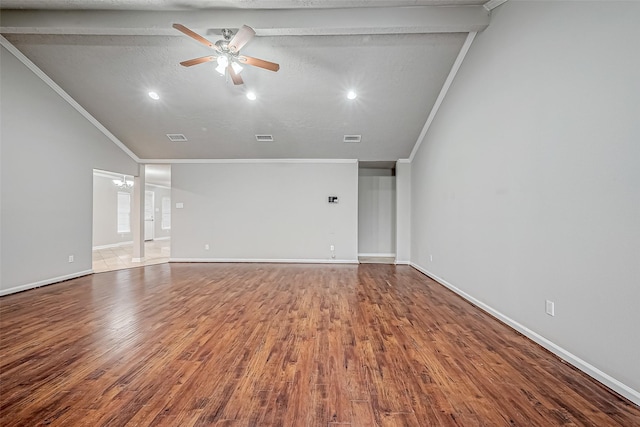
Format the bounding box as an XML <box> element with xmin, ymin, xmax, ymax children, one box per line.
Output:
<box><xmin>255</xmin><ymin>135</ymin><xmax>274</xmax><ymax>142</ymax></box>
<box><xmin>343</xmin><ymin>135</ymin><xmax>362</xmax><ymax>143</ymax></box>
<box><xmin>166</xmin><ymin>133</ymin><xmax>188</xmax><ymax>142</ymax></box>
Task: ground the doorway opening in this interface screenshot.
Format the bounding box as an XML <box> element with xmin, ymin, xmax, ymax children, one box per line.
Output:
<box><xmin>358</xmin><ymin>162</ymin><xmax>396</xmax><ymax>264</ymax></box>
<box><xmin>92</xmin><ymin>165</ymin><xmax>171</xmax><ymax>273</ymax></box>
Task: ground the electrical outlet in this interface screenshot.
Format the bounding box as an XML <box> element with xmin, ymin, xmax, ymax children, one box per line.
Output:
<box><xmin>204</xmin><ymin>244</ymin><xmax>210</xmax><ymax>250</ymax></box>
<box><xmin>330</xmin><ymin>245</ymin><xmax>335</xmax><ymax>251</ymax></box>
<box><xmin>430</xmin><ymin>254</ymin><xmax>433</xmax><ymax>262</ymax></box>
<box><xmin>68</xmin><ymin>255</ymin><xmax>74</xmax><ymax>263</ymax></box>
<box><xmin>545</xmin><ymin>300</ymin><xmax>555</xmax><ymax>316</ymax></box>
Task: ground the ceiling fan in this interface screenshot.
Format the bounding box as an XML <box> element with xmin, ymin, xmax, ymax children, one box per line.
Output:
<box><xmin>173</xmin><ymin>23</ymin><xmax>280</xmax><ymax>86</ymax></box>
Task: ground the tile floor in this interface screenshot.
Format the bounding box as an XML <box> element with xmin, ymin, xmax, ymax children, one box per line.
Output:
<box><xmin>92</xmin><ymin>239</ymin><xmax>170</xmax><ymax>273</ymax></box>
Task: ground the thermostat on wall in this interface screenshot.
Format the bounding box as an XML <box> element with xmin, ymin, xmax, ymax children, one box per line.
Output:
<box><xmin>328</xmin><ymin>196</ymin><xmax>339</xmax><ymax>204</ymax></box>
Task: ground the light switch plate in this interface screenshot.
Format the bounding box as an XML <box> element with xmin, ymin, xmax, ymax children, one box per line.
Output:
<box><xmin>545</xmin><ymin>300</ymin><xmax>555</xmax><ymax>316</ymax></box>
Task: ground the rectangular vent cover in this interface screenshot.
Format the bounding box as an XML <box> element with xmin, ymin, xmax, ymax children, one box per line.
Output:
<box><xmin>255</xmin><ymin>135</ymin><xmax>274</xmax><ymax>142</ymax></box>
<box><xmin>343</xmin><ymin>135</ymin><xmax>362</xmax><ymax>143</ymax></box>
<box><xmin>166</xmin><ymin>133</ymin><xmax>188</xmax><ymax>142</ymax></box>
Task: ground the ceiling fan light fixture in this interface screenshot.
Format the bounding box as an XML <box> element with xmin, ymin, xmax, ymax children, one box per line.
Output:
<box><xmin>217</xmin><ymin>55</ymin><xmax>229</xmax><ymax>67</ymax></box>
<box><xmin>216</xmin><ymin>55</ymin><xmax>229</xmax><ymax>75</ymax></box>
<box><xmin>231</xmin><ymin>61</ymin><xmax>243</xmax><ymax>74</ymax></box>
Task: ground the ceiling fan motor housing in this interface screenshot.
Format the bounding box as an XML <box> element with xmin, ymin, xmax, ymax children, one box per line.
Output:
<box><xmin>221</xmin><ymin>28</ymin><xmax>234</xmax><ymax>41</ymax></box>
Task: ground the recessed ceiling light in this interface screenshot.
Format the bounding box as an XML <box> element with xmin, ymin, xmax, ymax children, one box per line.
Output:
<box><xmin>148</xmin><ymin>91</ymin><xmax>160</xmax><ymax>100</ymax></box>
<box><xmin>246</xmin><ymin>92</ymin><xmax>257</xmax><ymax>101</ymax></box>
<box><xmin>347</xmin><ymin>90</ymin><xmax>357</xmax><ymax>100</ymax></box>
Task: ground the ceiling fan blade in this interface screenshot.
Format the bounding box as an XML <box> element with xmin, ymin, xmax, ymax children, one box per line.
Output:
<box><xmin>238</xmin><ymin>55</ymin><xmax>280</xmax><ymax>72</ymax></box>
<box><xmin>173</xmin><ymin>23</ymin><xmax>219</xmax><ymax>51</ymax></box>
<box><xmin>228</xmin><ymin>65</ymin><xmax>244</xmax><ymax>85</ymax></box>
<box><xmin>179</xmin><ymin>55</ymin><xmax>216</xmax><ymax>67</ymax></box>
<box><xmin>229</xmin><ymin>25</ymin><xmax>256</xmax><ymax>53</ymax></box>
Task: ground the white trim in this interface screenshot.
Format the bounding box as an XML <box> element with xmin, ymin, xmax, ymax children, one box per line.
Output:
<box><xmin>137</xmin><ymin>158</ymin><xmax>358</xmax><ymax>164</ymax></box>
<box><xmin>408</xmin><ymin>31</ymin><xmax>477</xmax><ymax>162</ymax></box>
<box><xmin>145</xmin><ymin>183</ymin><xmax>171</xmax><ymax>190</ymax></box>
<box><xmin>131</xmin><ymin>257</ymin><xmax>145</xmax><ymax>263</ymax></box>
<box><xmin>169</xmin><ymin>258</ymin><xmax>359</xmax><ymax>264</ymax></box>
<box><xmin>409</xmin><ymin>262</ymin><xmax>640</xmax><ymax>406</ymax></box>
<box><xmin>154</xmin><ymin>236</ymin><xmax>171</xmax><ymax>241</ymax></box>
<box><xmin>358</xmin><ymin>253</ymin><xmax>396</xmax><ymax>258</ymax></box>
<box><xmin>92</xmin><ymin>241</ymin><xmax>133</xmax><ymax>250</ymax></box>
<box><xmin>0</xmin><ymin>270</ymin><xmax>93</xmax><ymax>297</ymax></box>
<box><xmin>394</xmin><ymin>261</ymin><xmax>411</xmax><ymax>265</ymax></box>
<box><xmin>397</xmin><ymin>159</ymin><xmax>411</xmax><ymax>164</ymax></box>
<box><xmin>94</xmin><ymin>170</ymin><xmax>134</xmax><ymax>180</ymax></box>
<box><xmin>484</xmin><ymin>0</ymin><xmax>509</xmax><ymax>12</ymax></box>
<box><xmin>0</xmin><ymin>35</ymin><xmax>140</xmax><ymax>163</ymax></box>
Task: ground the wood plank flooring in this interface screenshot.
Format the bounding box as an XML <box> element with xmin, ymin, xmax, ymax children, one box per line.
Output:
<box><xmin>1</xmin><ymin>263</ymin><xmax>638</xmax><ymax>426</ymax></box>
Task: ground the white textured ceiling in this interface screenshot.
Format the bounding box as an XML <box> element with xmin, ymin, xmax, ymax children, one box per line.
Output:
<box><xmin>1</xmin><ymin>1</ymin><xmax>489</xmax><ymax>161</ymax></box>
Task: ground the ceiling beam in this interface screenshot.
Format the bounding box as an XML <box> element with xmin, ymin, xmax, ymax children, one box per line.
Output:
<box><xmin>0</xmin><ymin>6</ymin><xmax>489</xmax><ymax>36</ymax></box>
<box><xmin>483</xmin><ymin>0</ymin><xmax>508</xmax><ymax>12</ymax></box>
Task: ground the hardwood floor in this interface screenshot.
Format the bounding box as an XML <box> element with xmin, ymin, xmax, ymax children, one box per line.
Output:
<box><xmin>1</xmin><ymin>263</ymin><xmax>638</xmax><ymax>426</ymax></box>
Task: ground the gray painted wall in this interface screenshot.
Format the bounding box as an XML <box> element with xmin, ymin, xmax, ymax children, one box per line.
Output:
<box><xmin>0</xmin><ymin>45</ymin><xmax>138</xmax><ymax>293</ymax></box>
<box><xmin>410</xmin><ymin>1</ymin><xmax>640</xmax><ymax>400</ymax></box>
<box><xmin>171</xmin><ymin>162</ymin><xmax>358</xmax><ymax>262</ymax></box>
<box><xmin>358</xmin><ymin>169</ymin><xmax>396</xmax><ymax>256</ymax></box>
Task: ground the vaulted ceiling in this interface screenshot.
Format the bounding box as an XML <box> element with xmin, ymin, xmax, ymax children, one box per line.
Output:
<box><xmin>1</xmin><ymin>0</ymin><xmax>493</xmax><ymax>161</ymax></box>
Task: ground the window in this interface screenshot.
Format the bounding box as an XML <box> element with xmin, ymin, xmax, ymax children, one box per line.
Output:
<box><xmin>117</xmin><ymin>192</ymin><xmax>131</xmax><ymax>233</ymax></box>
<box><xmin>161</xmin><ymin>196</ymin><xmax>171</xmax><ymax>230</ymax></box>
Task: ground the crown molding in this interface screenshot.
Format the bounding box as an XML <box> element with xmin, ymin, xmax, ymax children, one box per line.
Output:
<box><xmin>408</xmin><ymin>31</ymin><xmax>477</xmax><ymax>163</ymax></box>
<box><xmin>0</xmin><ymin>35</ymin><xmax>140</xmax><ymax>163</ymax></box>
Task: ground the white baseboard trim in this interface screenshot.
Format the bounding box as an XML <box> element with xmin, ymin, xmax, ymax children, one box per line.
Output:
<box><xmin>154</xmin><ymin>236</ymin><xmax>171</xmax><ymax>241</ymax></box>
<box><xmin>358</xmin><ymin>253</ymin><xmax>396</xmax><ymax>258</ymax></box>
<box><xmin>131</xmin><ymin>257</ymin><xmax>145</xmax><ymax>263</ymax></box>
<box><xmin>169</xmin><ymin>258</ymin><xmax>359</xmax><ymax>264</ymax></box>
<box><xmin>409</xmin><ymin>262</ymin><xmax>640</xmax><ymax>406</ymax></box>
<box><xmin>394</xmin><ymin>260</ymin><xmax>411</xmax><ymax>265</ymax></box>
<box><xmin>0</xmin><ymin>270</ymin><xmax>93</xmax><ymax>297</ymax></box>
<box><xmin>92</xmin><ymin>241</ymin><xmax>133</xmax><ymax>250</ymax></box>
